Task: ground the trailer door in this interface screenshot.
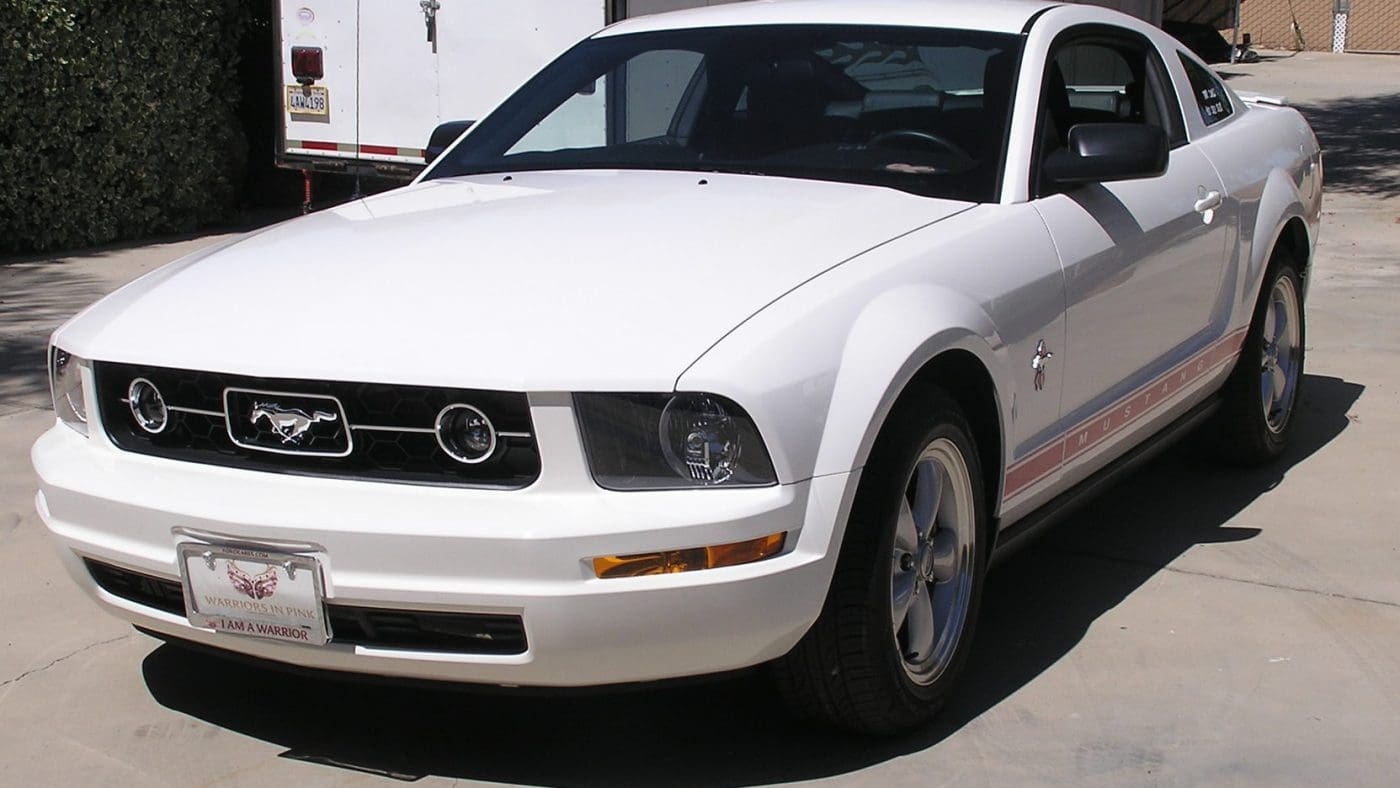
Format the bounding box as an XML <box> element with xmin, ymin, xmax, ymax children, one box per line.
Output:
<box><xmin>437</xmin><ymin>1</ymin><xmax>608</xmax><ymax>126</ymax></box>
<box><xmin>357</xmin><ymin>1</ymin><xmax>442</xmax><ymax>162</ymax></box>
<box><xmin>279</xmin><ymin>1</ymin><xmax>359</xmax><ymax>167</ymax></box>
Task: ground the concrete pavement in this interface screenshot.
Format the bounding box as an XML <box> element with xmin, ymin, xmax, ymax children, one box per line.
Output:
<box><xmin>1</xmin><ymin>52</ymin><xmax>1398</xmax><ymax>786</ymax></box>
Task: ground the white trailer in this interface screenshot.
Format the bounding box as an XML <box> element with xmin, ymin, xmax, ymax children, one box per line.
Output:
<box><xmin>276</xmin><ymin>1</ymin><xmax>624</xmax><ymax>178</ymax></box>
<box><xmin>275</xmin><ymin>0</ymin><xmax>1163</xmax><ymax>179</ymax></box>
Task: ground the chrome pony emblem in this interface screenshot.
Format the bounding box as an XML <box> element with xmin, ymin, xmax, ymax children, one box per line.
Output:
<box><xmin>250</xmin><ymin>401</ymin><xmax>339</xmax><ymax>445</ymax></box>
<box><xmin>1032</xmin><ymin>340</ymin><xmax>1054</xmax><ymax>392</ymax></box>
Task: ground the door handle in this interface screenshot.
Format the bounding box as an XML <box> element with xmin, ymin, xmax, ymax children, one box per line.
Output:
<box><xmin>1194</xmin><ymin>190</ymin><xmax>1223</xmax><ymax>213</ymax></box>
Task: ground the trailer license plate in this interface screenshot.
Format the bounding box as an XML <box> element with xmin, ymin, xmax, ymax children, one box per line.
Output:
<box><xmin>179</xmin><ymin>542</ymin><xmax>330</xmax><ymax>646</ymax></box>
<box><xmin>287</xmin><ymin>85</ymin><xmax>330</xmax><ymax>121</ymax></box>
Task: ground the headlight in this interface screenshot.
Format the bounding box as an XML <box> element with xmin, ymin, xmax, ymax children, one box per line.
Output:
<box><xmin>574</xmin><ymin>393</ymin><xmax>777</xmax><ymax>490</ymax></box>
<box><xmin>49</xmin><ymin>346</ymin><xmax>89</xmax><ymax>436</ymax></box>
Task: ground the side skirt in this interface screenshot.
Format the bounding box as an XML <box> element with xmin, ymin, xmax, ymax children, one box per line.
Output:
<box><xmin>989</xmin><ymin>395</ymin><xmax>1222</xmax><ymax>567</ymax></box>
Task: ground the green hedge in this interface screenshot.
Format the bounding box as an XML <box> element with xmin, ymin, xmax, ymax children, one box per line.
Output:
<box><xmin>0</xmin><ymin>0</ymin><xmax>248</xmax><ymax>253</ymax></box>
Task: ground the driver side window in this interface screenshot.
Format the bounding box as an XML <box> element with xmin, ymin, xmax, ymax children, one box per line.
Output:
<box><xmin>1035</xmin><ymin>33</ymin><xmax>1184</xmax><ymax>195</ymax></box>
<box><xmin>1043</xmin><ymin>43</ymin><xmax>1157</xmax><ymax>147</ymax></box>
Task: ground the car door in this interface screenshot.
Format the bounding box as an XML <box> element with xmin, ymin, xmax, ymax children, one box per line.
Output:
<box><xmin>1030</xmin><ymin>28</ymin><xmax>1232</xmax><ymax>487</ymax></box>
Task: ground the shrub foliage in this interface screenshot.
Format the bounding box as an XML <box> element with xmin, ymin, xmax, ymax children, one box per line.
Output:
<box><xmin>0</xmin><ymin>0</ymin><xmax>248</xmax><ymax>253</ymax></box>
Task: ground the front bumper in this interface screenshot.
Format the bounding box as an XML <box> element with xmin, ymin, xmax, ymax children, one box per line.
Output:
<box><xmin>32</xmin><ymin>394</ymin><xmax>855</xmax><ymax>687</ymax></box>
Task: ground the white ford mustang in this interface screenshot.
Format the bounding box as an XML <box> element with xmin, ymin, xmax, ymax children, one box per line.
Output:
<box><xmin>34</xmin><ymin>0</ymin><xmax>1320</xmax><ymax>733</ymax></box>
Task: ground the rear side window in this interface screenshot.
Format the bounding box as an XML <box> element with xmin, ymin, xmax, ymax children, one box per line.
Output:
<box><xmin>1177</xmin><ymin>52</ymin><xmax>1233</xmax><ymax>127</ymax></box>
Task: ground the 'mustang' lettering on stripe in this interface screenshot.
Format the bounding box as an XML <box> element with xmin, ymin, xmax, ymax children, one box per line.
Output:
<box><xmin>1003</xmin><ymin>327</ymin><xmax>1248</xmax><ymax>502</ymax></box>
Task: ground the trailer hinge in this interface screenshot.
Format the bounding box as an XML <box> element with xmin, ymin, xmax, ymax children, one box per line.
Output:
<box><xmin>421</xmin><ymin>0</ymin><xmax>441</xmax><ymax>53</ymax></box>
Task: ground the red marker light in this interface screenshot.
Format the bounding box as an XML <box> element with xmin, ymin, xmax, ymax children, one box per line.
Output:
<box><xmin>291</xmin><ymin>47</ymin><xmax>324</xmax><ymax>84</ymax></box>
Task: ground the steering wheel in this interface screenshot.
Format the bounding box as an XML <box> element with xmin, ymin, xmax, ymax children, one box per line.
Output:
<box><xmin>867</xmin><ymin>130</ymin><xmax>971</xmax><ymax>160</ymax></box>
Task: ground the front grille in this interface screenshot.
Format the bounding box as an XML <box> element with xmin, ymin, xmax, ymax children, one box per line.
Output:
<box><xmin>93</xmin><ymin>362</ymin><xmax>540</xmax><ymax>488</ymax></box>
<box><xmin>85</xmin><ymin>560</ymin><xmax>528</xmax><ymax>655</ymax></box>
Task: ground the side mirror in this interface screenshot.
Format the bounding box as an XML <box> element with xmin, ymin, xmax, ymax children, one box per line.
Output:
<box><xmin>424</xmin><ymin>120</ymin><xmax>475</xmax><ymax>164</ymax></box>
<box><xmin>1043</xmin><ymin>123</ymin><xmax>1168</xmax><ymax>186</ymax></box>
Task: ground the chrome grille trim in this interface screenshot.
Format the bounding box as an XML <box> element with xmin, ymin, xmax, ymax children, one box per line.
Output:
<box><xmin>92</xmin><ymin>362</ymin><xmax>541</xmax><ymax>488</ymax></box>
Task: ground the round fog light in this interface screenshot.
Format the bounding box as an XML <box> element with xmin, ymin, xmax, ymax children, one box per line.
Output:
<box><xmin>128</xmin><ymin>378</ymin><xmax>169</xmax><ymax>434</ymax></box>
<box><xmin>435</xmin><ymin>404</ymin><xmax>496</xmax><ymax>464</ymax></box>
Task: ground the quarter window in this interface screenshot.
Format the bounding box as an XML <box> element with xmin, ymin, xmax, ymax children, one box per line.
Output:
<box><xmin>1178</xmin><ymin>52</ymin><xmax>1233</xmax><ymax>126</ymax></box>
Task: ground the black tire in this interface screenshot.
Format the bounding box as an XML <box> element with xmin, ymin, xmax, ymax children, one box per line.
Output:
<box><xmin>772</xmin><ymin>385</ymin><xmax>988</xmax><ymax>734</ymax></box>
<box><xmin>1211</xmin><ymin>254</ymin><xmax>1306</xmax><ymax>465</ymax></box>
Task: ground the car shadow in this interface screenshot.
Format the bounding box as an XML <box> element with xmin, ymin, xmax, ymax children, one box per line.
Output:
<box><xmin>140</xmin><ymin>374</ymin><xmax>1363</xmax><ymax>785</ymax></box>
<box><xmin>1292</xmin><ymin>92</ymin><xmax>1400</xmax><ymax>198</ymax></box>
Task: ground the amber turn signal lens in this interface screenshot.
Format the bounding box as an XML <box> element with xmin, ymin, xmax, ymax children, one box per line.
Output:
<box><xmin>593</xmin><ymin>532</ymin><xmax>786</xmax><ymax>579</ymax></box>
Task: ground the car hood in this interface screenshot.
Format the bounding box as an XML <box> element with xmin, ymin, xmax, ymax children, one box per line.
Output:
<box><xmin>59</xmin><ymin>170</ymin><xmax>971</xmax><ymax>391</ymax></box>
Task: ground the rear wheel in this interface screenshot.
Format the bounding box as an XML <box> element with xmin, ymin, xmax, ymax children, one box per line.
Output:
<box><xmin>774</xmin><ymin>386</ymin><xmax>987</xmax><ymax>734</ymax></box>
<box><xmin>1213</xmin><ymin>255</ymin><xmax>1306</xmax><ymax>464</ymax></box>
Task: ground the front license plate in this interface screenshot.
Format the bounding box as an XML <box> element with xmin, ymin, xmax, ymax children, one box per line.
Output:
<box><xmin>286</xmin><ymin>85</ymin><xmax>330</xmax><ymax>120</ymax></box>
<box><xmin>179</xmin><ymin>542</ymin><xmax>330</xmax><ymax>646</ymax></box>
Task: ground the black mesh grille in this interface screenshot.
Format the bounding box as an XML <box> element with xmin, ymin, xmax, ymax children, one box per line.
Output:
<box><xmin>87</xmin><ymin>559</ymin><xmax>187</xmax><ymax>616</ymax></box>
<box><xmin>85</xmin><ymin>560</ymin><xmax>528</xmax><ymax>655</ymax></box>
<box><xmin>93</xmin><ymin>362</ymin><xmax>540</xmax><ymax>487</ymax></box>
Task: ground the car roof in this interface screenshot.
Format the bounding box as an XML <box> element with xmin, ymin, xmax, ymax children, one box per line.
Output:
<box><xmin>596</xmin><ymin>0</ymin><xmax>1063</xmax><ymax>38</ymax></box>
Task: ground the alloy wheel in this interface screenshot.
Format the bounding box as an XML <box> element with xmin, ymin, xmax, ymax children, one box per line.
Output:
<box><xmin>889</xmin><ymin>437</ymin><xmax>977</xmax><ymax>686</ymax></box>
<box><xmin>1260</xmin><ymin>274</ymin><xmax>1302</xmax><ymax>434</ymax></box>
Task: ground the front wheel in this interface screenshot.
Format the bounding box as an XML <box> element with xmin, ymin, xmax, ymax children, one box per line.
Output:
<box><xmin>773</xmin><ymin>386</ymin><xmax>987</xmax><ymax>734</ymax></box>
<box><xmin>1212</xmin><ymin>257</ymin><xmax>1306</xmax><ymax>464</ymax></box>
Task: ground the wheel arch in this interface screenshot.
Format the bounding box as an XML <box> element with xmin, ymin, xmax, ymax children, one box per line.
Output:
<box><xmin>1273</xmin><ymin>214</ymin><xmax>1312</xmax><ymax>279</ymax></box>
<box><xmin>1245</xmin><ymin>169</ymin><xmax>1313</xmax><ymax>312</ymax></box>
<box><xmin>807</xmin><ymin>285</ymin><xmax>1011</xmax><ymax>490</ymax></box>
<box><xmin>901</xmin><ymin>350</ymin><xmax>1005</xmax><ymax>522</ymax></box>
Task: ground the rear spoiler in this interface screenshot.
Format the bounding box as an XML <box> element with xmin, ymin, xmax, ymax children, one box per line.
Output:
<box><xmin>1236</xmin><ymin>91</ymin><xmax>1288</xmax><ymax>107</ymax></box>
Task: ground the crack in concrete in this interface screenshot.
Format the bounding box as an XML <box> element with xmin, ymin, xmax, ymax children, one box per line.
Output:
<box><xmin>0</xmin><ymin>634</ymin><xmax>132</xmax><ymax>689</ymax></box>
<box><xmin>1056</xmin><ymin>548</ymin><xmax>1400</xmax><ymax>610</ymax></box>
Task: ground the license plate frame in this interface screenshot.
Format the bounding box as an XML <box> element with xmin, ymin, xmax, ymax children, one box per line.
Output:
<box><xmin>286</xmin><ymin>84</ymin><xmax>331</xmax><ymax>122</ymax></box>
<box><xmin>178</xmin><ymin>541</ymin><xmax>331</xmax><ymax>646</ymax></box>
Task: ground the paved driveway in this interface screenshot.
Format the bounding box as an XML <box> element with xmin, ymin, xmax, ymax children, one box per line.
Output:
<box><xmin>2</xmin><ymin>52</ymin><xmax>1398</xmax><ymax>786</ymax></box>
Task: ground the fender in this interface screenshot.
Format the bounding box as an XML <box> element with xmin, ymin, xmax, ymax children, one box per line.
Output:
<box><xmin>677</xmin><ymin>276</ymin><xmax>1012</xmax><ymax>479</ymax></box>
<box><xmin>812</xmin><ymin>286</ymin><xmax>1007</xmax><ymax>484</ymax></box>
<box><xmin>1240</xmin><ymin>167</ymin><xmax>1311</xmax><ymax>316</ymax></box>
<box><xmin>1199</xmin><ymin>101</ymin><xmax>1321</xmax><ymax>327</ymax></box>
<box><xmin>679</xmin><ymin>202</ymin><xmax>1061</xmax><ymax>523</ymax></box>
<box><xmin>679</xmin><ymin>281</ymin><xmax>1009</xmax><ymax>567</ymax></box>
<box><xmin>677</xmin><ymin>200</ymin><xmax>1069</xmax><ymax>481</ymax></box>
<box><xmin>1250</xmin><ymin>166</ymin><xmax>1313</xmax><ymax>277</ymax></box>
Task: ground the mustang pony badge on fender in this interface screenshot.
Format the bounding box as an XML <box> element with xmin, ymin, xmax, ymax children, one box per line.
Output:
<box><xmin>1032</xmin><ymin>340</ymin><xmax>1054</xmax><ymax>392</ymax></box>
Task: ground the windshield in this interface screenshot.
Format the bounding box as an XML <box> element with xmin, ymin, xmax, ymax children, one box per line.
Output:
<box><xmin>426</xmin><ymin>25</ymin><xmax>1023</xmax><ymax>202</ymax></box>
